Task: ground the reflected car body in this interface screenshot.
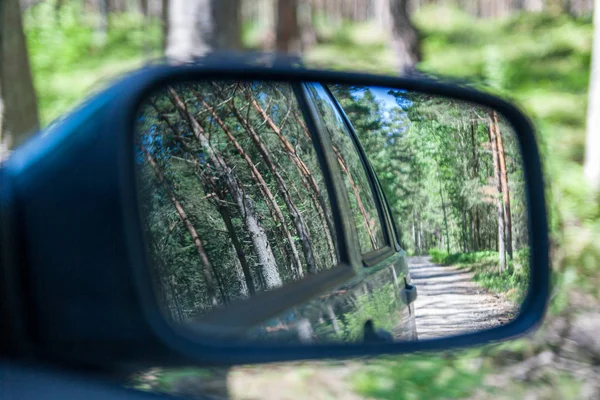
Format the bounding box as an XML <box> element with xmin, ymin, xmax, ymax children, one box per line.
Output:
<box><xmin>246</xmin><ymin>83</ymin><xmax>418</xmax><ymax>344</ymax></box>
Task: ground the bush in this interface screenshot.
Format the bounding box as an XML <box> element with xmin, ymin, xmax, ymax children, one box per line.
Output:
<box><xmin>429</xmin><ymin>249</ymin><xmax>499</xmax><ymax>266</ymax></box>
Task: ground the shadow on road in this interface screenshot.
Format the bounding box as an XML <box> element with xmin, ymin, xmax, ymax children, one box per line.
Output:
<box><xmin>409</xmin><ymin>256</ymin><xmax>516</xmax><ymax>340</ymax></box>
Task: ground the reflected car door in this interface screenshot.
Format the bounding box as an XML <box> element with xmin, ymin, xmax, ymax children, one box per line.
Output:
<box><xmin>300</xmin><ymin>82</ymin><xmax>417</xmax><ymax>342</ymax></box>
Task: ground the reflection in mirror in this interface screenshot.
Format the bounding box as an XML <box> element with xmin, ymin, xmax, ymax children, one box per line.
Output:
<box><xmin>135</xmin><ymin>81</ymin><xmax>338</xmax><ymax>321</ymax></box>
<box><xmin>135</xmin><ymin>81</ymin><xmax>529</xmax><ymax>345</ymax></box>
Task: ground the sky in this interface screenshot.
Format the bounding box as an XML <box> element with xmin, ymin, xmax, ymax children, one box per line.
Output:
<box><xmin>356</xmin><ymin>86</ymin><xmax>411</xmax><ymax>121</ymax></box>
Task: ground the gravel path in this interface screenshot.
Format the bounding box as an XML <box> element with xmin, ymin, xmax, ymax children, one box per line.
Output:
<box><xmin>409</xmin><ymin>256</ymin><xmax>516</xmax><ymax>340</ymax></box>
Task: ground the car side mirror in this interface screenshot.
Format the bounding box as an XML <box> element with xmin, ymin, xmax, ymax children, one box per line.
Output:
<box><xmin>0</xmin><ymin>59</ymin><xmax>548</xmax><ymax>370</ymax></box>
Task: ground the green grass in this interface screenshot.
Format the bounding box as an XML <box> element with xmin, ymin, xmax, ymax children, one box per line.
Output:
<box><xmin>353</xmin><ymin>352</ymin><xmax>485</xmax><ymax>400</ymax></box>
<box><xmin>429</xmin><ymin>249</ymin><xmax>529</xmax><ymax>303</ymax></box>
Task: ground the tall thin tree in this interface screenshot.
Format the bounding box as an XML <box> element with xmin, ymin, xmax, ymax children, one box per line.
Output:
<box><xmin>494</xmin><ymin>111</ymin><xmax>513</xmax><ymax>259</ymax></box>
<box><xmin>275</xmin><ymin>0</ymin><xmax>301</xmax><ymax>54</ymax></box>
<box><xmin>488</xmin><ymin>113</ymin><xmax>507</xmax><ymax>272</ymax></box>
<box><xmin>0</xmin><ymin>0</ymin><xmax>40</xmax><ymax>158</ymax></box>
<box><xmin>585</xmin><ymin>0</ymin><xmax>600</xmax><ymax>190</ymax></box>
<box><xmin>168</xmin><ymin>88</ymin><xmax>283</xmax><ymax>289</ymax></box>
<box><xmin>139</xmin><ymin>142</ymin><xmax>220</xmax><ymax>306</ymax></box>
<box><xmin>389</xmin><ymin>0</ymin><xmax>421</xmax><ymax>74</ymax></box>
<box><xmin>166</xmin><ymin>0</ymin><xmax>242</xmax><ymax>61</ymax></box>
<box><xmin>194</xmin><ymin>89</ymin><xmax>306</xmax><ymax>279</ymax></box>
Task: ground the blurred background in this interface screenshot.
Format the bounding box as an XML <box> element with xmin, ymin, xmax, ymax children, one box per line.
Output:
<box><xmin>1</xmin><ymin>0</ymin><xmax>600</xmax><ymax>399</ymax></box>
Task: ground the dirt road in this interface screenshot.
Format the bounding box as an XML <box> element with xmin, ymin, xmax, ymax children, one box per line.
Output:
<box><xmin>409</xmin><ymin>256</ymin><xmax>516</xmax><ymax>340</ymax></box>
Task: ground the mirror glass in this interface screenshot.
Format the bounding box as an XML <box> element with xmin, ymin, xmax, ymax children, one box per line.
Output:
<box><xmin>134</xmin><ymin>80</ymin><xmax>529</xmax><ymax>344</ymax></box>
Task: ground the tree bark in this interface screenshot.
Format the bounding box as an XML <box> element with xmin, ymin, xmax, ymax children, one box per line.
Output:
<box><xmin>161</xmin><ymin>0</ymin><xmax>169</xmax><ymax>53</ymax></box>
<box><xmin>418</xmin><ymin>215</ymin><xmax>423</xmax><ymax>255</ymax></box>
<box><xmin>166</xmin><ymin>0</ymin><xmax>242</xmax><ymax>62</ymax></box>
<box><xmin>436</xmin><ymin>163</ymin><xmax>450</xmax><ymax>254</ymax></box>
<box><xmin>194</xmin><ymin>90</ymin><xmax>305</xmax><ymax>279</ymax></box>
<box><xmin>524</xmin><ymin>0</ymin><xmax>545</xmax><ymax>11</ymax></box>
<box><xmin>389</xmin><ymin>0</ymin><xmax>421</xmax><ymax>75</ymax></box>
<box><xmin>97</xmin><ymin>0</ymin><xmax>109</xmax><ymax>46</ymax></box>
<box><xmin>333</xmin><ymin>145</ymin><xmax>379</xmax><ymax>249</ymax></box>
<box><xmin>223</xmin><ymin>225</ymin><xmax>252</xmax><ymax>297</ymax></box>
<box><xmin>168</xmin><ymin>88</ymin><xmax>283</xmax><ymax>289</ymax></box>
<box><xmin>488</xmin><ymin>114</ymin><xmax>507</xmax><ymax>272</ymax></box>
<box><xmin>241</xmin><ymin>89</ymin><xmax>320</xmax><ymax>274</ymax></box>
<box><xmin>139</xmin><ymin>142</ymin><xmax>219</xmax><ymax>306</ymax></box>
<box><xmin>276</xmin><ymin>0</ymin><xmax>301</xmax><ymax>54</ymax></box>
<box><xmin>277</xmin><ymin>109</ymin><xmax>337</xmax><ymax>265</ymax></box>
<box><xmin>585</xmin><ymin>0</ymin><xmax>600</xmax><ymax>190</ymax></box>
<box><xmin>0</xmin><ymin>0</ymin><xmax>40</xmax><ymax>157</ymax></box>
<box><xmin>194</xmin><ymin>167</ymin><xmax>256</xmax><ymax>297</ymax></box>
<box><xmin>494</xmin><ymin>111</ymin><xmax>513</xmax><ymax>259</ymax></box>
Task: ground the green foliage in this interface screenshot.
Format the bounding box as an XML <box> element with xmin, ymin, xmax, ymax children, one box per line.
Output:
<box><xmin>24</xmin><ymin>1</ymin><xmax>162</xmax><ymax>125</ymax></box>
<box><xmin>429</xmin><ymin>249</ymin><xmax>497</xmax><ymax>265</ymax></box>
<box><xmin>337</xmin><ymin>283</ymin><xmax>399</xmax><ymax>342</ymax></box>
<box><xmin>353</xmin><ymin>353</ymin><xmax>484</xmax><ymax>400</ymax></box>
<box><xmin>429</xmin><ymin>249</ymin><xmax>528</xmax><ymax>302</ymax></box>
<box><xmin>25</xmin><ymin>4</ymin><xmax>600</xmax><ymax>398</ymax></box>
<box><xmin>308</xmin><ymin>5</ymin><xmax>600</xmax><ymax>311</ymax></box>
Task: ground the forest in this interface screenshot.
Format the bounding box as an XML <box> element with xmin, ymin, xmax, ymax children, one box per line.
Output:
<box><xmin>334</xmin><ymin>86</ymin><xmax>529</xmax><ymax>271</ymax></box>
<box><xmin>137</xmin><ymin>81</ymin><xmax>338</xmax><ymax>320</ymax></box>
<box><xmin>2</xmin><ymin>0</ymin><xmax>598</xmax><ymax>398</ymax></box>
<box><xmin>136</xmin><ymin>79</ymin><xmax>528</xmax><ymax>327</ymax></box>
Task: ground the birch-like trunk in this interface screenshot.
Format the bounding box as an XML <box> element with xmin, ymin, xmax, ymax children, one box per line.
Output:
<box><xmin>168</xmin><ymin>88</ymin><xmax>282</xmax><ymax>289</ymax></box>
<box><xmin>195</xmin><ymin>91</ymin><xmax>305</xmax><ymax>279</ymax></box>
<box><xmin>240</xmin><ymin>90</ymin><xmax>319</xmax><ymax>274</ymax></box>
<box><xmin>585</xmin><ymin>0</ymin><xmax>600</xmax><ymax>190</ymax></box>
<box><xmin>166</xmin><ymin>0</ymin><xmax>241</xmax><ymax>62</ymax></box>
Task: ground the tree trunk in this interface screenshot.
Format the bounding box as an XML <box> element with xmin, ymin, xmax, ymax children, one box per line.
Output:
<box><xmin>488</xmin><ymin>114</ymin><xmax>507</xmax><ymax>272</ymax></box>
<box><xmin>0</xmin><ymin>0</ymin><xmax>40</xmax><ymax>157</ymax></box>
<box><xmin>148</xmin><ymin>102</ymin><xmax>249</xmax><ymax>299</ymax></box>
<box><xmin>194</xmin><ymin>90</ymin><xmax>305</xmax><ymax>279</ymax></box>
<box><xmin>231</xmin><ymin>248</ymin><xmax>250</xmax><ymax>298</ymax></box>
<box><xmin>242</xmin><ymin>90</ymin><xmax>320</xmax><ymax>274</ymax></box>
<box><xmin>389</xmin><ymin>0</ymin><xmax>421</xmax><ymax>75</ymax></box>
<box><xmin>288</xmin><ymin>110</ymin><xmax>337</xmax><ymax>265</ymax></box>
<box><xmin>494</xmin><ymin>111</ymin><xmax>513</xmax><ymax>259</ymax></box>
<box><xmin>418</xmin><ymin>216</ymin><xmax>423</xmax><ymax>255</ymax></box>
<box><xmin>96</xmin><ymin>0</ymin><xmax>109</xmax><ymax>46</ymax></box>
<box><xmin>276</xmin><ymin>0</ymin><xmax>301</xmax><ymax>54</ymax></box>
<box><xmin>298</xmin><ymin>1</ymin><xmax>317</xmax><ymax>50</ymax></box>
<box><xmin>412</xmin><ymin>212</ymin><xmax>417</xmax><ymax>254</ymax></box>
<box><xmin>168</xmin><ymin>88</ymin><xmax>283</xmax><ymax>289</ymax></box>
<box><xmin>524</xmin><ymin>0</ymin><xmax>545</xmax><ymax>11</ymax></box>
<box><xmin>139</xmin><ymin>143</ymin><xmax>219</xmax><ymax>306</ymax></box>
<box><xmin>436</xmin><ymin>163</ymin><xmax>450</xmax><ymax>254</ymax></box>
<box><xmin>585</xmin><ymin>0</ymin><xmax>600</xmax><ymax>190</ymax></box>
<box><xmin>333</xmin><ymin>145</ymin><xmax>379</xmax><ymax>249</ymax></box>
<box><xmin>218</xmin><ymin>204</ymin><xmax>255</xmax><ymax>297</ymax></box>
<box><xmin>139</xmin><ymin>0</ymin><xmax>151</xmax><ymax>57</ymax></box>
<box><xmin>161</xmin><ymin>0</ymin><xmax>169</xmax><ymax>53</ymax></box>
<box><xmin>166</xmin><ymin>0</ymin><xmax>242</xmax><ymax>62</ymax></box>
